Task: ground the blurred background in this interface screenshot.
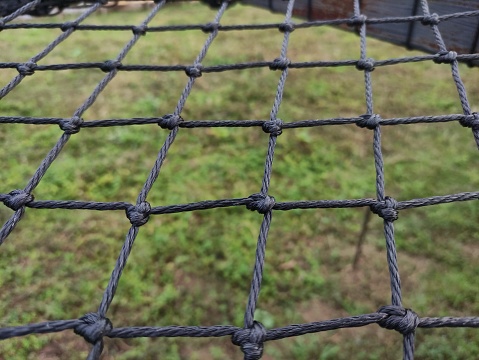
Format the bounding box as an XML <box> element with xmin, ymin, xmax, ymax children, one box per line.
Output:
<box><xmin>0</xmin><ymin>1</ymin><xmax>479</xmax><ymax>359</ymax></box>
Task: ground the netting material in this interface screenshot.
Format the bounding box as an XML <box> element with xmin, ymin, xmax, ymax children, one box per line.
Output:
<box><xmin>0</xmin><ymin>0</ymin><xmax>478</xmax><ymax>359</ymax></box>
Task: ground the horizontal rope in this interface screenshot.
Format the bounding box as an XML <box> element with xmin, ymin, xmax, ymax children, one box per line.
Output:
<box><xmin>3</xmin><ymin>9</ymin><xmax>479</xmax><ymax>31</ymax></box>
<box><xmin>2</xmin><ymin>309</ymin><xmax>478</xmax><ymax>341</ymax></box>
<box><xmin>1</xmin><ymin>53</ymin><xmax>479</xmax><ymax>77</ymax></box>
<box><xmin>2</xmin><ymin>191</ymin><xmax>479</xmax><ymax>215</ymax></box>
<box><xmin>0</xmin><ymin>113</ymin><xmax>475</xmax><ymax>129</ymax></box>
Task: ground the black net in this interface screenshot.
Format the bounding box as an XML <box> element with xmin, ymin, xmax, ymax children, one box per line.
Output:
<box><xmin>0</xmin><ymin>1</ymin><xmax>479</xmax><ymax>359</ymax></box>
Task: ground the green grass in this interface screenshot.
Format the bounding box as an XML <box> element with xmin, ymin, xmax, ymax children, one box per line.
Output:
<box><xmin>1</xmin><ymin>3</ymin><xmax>479</xmax><ymax>359</ymax></box>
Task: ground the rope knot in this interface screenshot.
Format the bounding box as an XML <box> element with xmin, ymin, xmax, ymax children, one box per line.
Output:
<box><xmin>269</xmin><ymin>57</ymin><xmax>290</xmax><ymax>71</ymax></box>
<box><xmin>459</xmin><ymin>112</ymin><xmax>479</xmax><ymax>129</ymax></box>
<box><xmin>232</xmin><ymin>321</ymin><xmax>267</xmax><ymax>360</ymax></box>
<box><xmin>2</xmin><ymin>189</ymin><xmax>34</xmax><ymax>211</ymax></box>
<box><xmin>356</xmin><ymin>114</ymin><xmax>381</xmax><ymax>130</ymax></box>
<box><xmin>278</xmin><ymin>22</ymin><xmax>295</xmax><ymax>33</ymax></box>
<box><xmin>132</xmin><ymin>25</ymin><xmax>147</xmax><ymax>35</ymax></box>
<box><xmin>159</xmin><ymin>114</ymin><xmax>183</xmax><ymax>130</ymax></box>
<box><xmin>100</xmin><ymin>60</ymin><xmax>122</xmax><ymax>73</ymax></box>
<box><xmin>377</xmin><ymin>305</ymin><xmax>419</xmax><ymax>335</ymax></box>
<box><xmin>185</xmin><ymin>64</ymin><xmax>203</xmax><ymax>78</ymax></box>
<box><xmin>348</xmin><ymin>14</ymin><xmax>367</xmax><ymax>26</ymax></box>
<box><xmin>421</xmin><ymin>13</ymin><xmax>440</xmax><ymax>26</ymax></box>
<box><xmin>74</xmin><ymin>313</ymin><xmax>112</xmax><ymax>344</ymax></box>
<box><xmin>434</xmin><ymin>50</ymin><xmax>457</xmax><ymax>64</ymax></box>
<box><xmin>59</xmin><ymin>116</ymin><xmax>83</xmax><ymax>134</ymax></box>
<box><xmin>202</xmin><ymin>22</ymin><xmax>219</xmax><ymax>33</ymax></box>
<box><xmin>126</xmin><ymin>201</ymin><xmax>151</xmax><ymax>227</ymax></box>
<box><xmin>60</xmin><ymin>21</ymin><xmax>78</xmax><ymax>32</ymax></box>
<box><xmin>17</xmin><ymin>62</ymin><xmax>36</xmax><ymax>76</ymax></box>
<box><xmin>246</xmin><ymin>193</ymin><xmax>275</xmax><ymax>214</ymax></box>
<box><xmin>262</xmin><ymin>119</ymin><xmax>283</xmax><ymax>136</ymax></box>
<box><xmin>356</xmin><ymin>58</ymin><xmax>375</xmax><ymax>71</ymax></box>
<box><xmin>371</xmin><ymin>197</ymin><xmax>398</xmax><ymax>222</ymax></box>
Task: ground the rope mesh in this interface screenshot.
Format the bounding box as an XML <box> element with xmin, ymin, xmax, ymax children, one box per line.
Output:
<box><xmin>0</xmin><ymin>0</ymin><xmax>478</xmax><ymax>359</ymax></box>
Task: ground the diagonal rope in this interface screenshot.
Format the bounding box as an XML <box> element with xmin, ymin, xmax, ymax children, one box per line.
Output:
<box><xmin>0</xmin><ymin>1</ymin><xmax>105</xmax><ymax>244</ymax></box>
<box><xmin>91</xmin><ymin>2</ymin><xmax>230</xmax><ymax>359</ymax></box>
<box><xmin>0</xmin><ymin>1</ymin><xmax>104</xmax><ymax>100</ymax></box>
<box><xmin>419</xmin><ymin>0</ymin><xmax>479</xmax><ymax>149</ymax></box>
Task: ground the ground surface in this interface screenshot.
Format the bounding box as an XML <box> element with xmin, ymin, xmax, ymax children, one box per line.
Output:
<box><xmin>0</xmin><ymin>2</ymin><xmax>479</xmax><ymax>359</ymax></box>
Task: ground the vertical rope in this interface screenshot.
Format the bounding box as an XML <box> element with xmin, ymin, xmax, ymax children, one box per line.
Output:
<box><xmin>243</xmin><ymin>0</ymin><xmax>295</xmax><ymax>329</ymax></box>
<box><xmin>354</xmin><ymin>0</ymin><xmax>409</xmax><ymax>358</ymax></box>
